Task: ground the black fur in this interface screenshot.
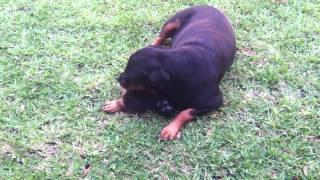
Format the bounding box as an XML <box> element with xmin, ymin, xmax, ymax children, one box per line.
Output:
<box><xmin>122</xmin><ymin>90</ymin><xmax>175</xmax><ymax>117</ymax></box>
<box><xmin>122</xmin><ymin>90</ymin><xmax>157</xmax><ymax>114</ymax></box>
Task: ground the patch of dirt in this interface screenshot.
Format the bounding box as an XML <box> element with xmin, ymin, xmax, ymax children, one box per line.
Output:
<box><xmin>31</xmin><ymin>142</ymin><xmax>59</xmax><ymax>158</ymax></box>
<box><xmin>255</xmin><ymin>127</ymin><xmax>265</xmax><ymax>136</ymax></box>
<box><xmin>249</xmin><ymin>58</ymin><xmax>269</xmax><ymax>68</ymax></box>
<box><xmin>302</xmin><ymin>165</ymin><xmax>309</xmax><ymax>176</ymax></box>
<box><xmin>96</xmin><ymin>119</ymin><xmax>108</xmax><ymax>130</ymax></box>
<box><xmin>273</xmin><ymin>0</ymin><xmax>288</xmax><ymax>3</ymax></box>
<box><xmin>211</xmin><ymin>111</ymin><xmax>221</xmax><ymax>119</ymax></box>
<box><xmin>206</xmin><ymin>127</ymin><xmax>214</xmax><ymax>137</ymax></box>
<box><xmin>306</xmin><ymin>135</ymin><xmax>320</xmax><ymax>142</ymax></box>
<box><xmin>66</xmin><ymin>160</ymin><xmax>74</xmax><ymax>176</ymax></box>
<box><xmin>238</xmin><ymin>47</ymin><xmax>257</xmax><ymax>57</ymax></box>
<box><xmin>270</xmin><ymin>169</ymin><xmax>278</xmax><ymax>179</ymax></box>
<box><xmin>74</xmin><ymin>142</ymin><xmax>106</xmax><ymax>159</ymax></box>
<box><xmin>82</xmin><ymin>163</ymin><xmax>92</xmax><ymax>177</ymax></box>
<box><xmin>245</xmin><ymin>88</ymin><xmax>277</xmax><ymax>104</ymax></box>
<box><xmin>0</xmin><ymin>143</ymin><xmax>14</xmax><ymax>155</ymax></box>
<box><xmin>75</xmin><ymin>145</ymin><xmax>86</xmax><ymax>159</ymax></box>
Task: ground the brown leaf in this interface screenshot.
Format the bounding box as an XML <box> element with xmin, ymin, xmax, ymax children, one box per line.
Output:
<box><xmin>273</xmin><ymin>0</ymin><xmax>288</xmax><ymax>3</ymax></box>
<box><xmin>302</xmin><ymin>166</ymin><xmax>309</xmax><ymax>176</ymax></box>
<box><xmin>82</xmin><ymin>163</ymin><xmax>92</xmax><ymax>177</ymax></box>
<box><xmin>0</xmin><ymin>144</ymin><xmax>13</xmax><ymax>155</ymax></box>
<box><xmin>239</xmin><ymin>47</ymin><xmax>256</xmax><ymax>57</ymax></box>
<box><xmin>241</xmin><ymin>49</ymin><xmax>257</xmax><ymax>56</ymax></box>
<box><xmin>292</xmin><ymin>176</ymin><xmax>300</xmax><ymax>180</ymax></box>
<box><xmin>32</xmin><ymin>142</ymin><xmax>59</xmax><ymax>158</ymax></box>
<box><xmin>270</xmin><ymin>170</ymin><xmax>278</xmax><ymax>179</ymax></box>
<box><xmin>66</xmin><ymin>161</ymin><xmax>73</xmax><ymax>176</ymax></box>
<box><xmin>306</xmin><ymin>135</ymin><xmax>320</xmax><ymax>142</ymax></box>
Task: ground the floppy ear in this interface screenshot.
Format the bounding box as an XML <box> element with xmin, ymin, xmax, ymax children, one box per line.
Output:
<box><xmin>150</xmin><ymin>69</ymin><xmax>170</xmax><ymax>90</ymax></box>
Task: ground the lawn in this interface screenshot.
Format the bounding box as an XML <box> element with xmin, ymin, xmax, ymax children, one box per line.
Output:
<box><xmin>0</xmin><ymin>0</ymin><xmax>319</xmax><ymax>178</ymax></box>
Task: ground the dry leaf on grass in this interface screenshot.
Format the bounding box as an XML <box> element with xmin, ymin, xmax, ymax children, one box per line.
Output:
<box><xmin>239</xmin><ymin>47</ymin><xmax>257</xmax><ymax>57</ymax></box>
<box><xmin>273</xmin><ymin>0</ymin><xmax>288</xmax><ymax>3</ymax></box>
<box><xmin>32</xmin><ymin>142</ymin><xmax>59</xmax><ymax>158</ymax></box>
<box><xmin>82</xmin><ymin>163</ymin><xmax>92</xmax><ymax>177</ymax></box>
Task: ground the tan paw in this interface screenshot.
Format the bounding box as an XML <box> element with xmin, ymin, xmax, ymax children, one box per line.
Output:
<box><xmin>159</xmin><ymin>124</ymin><xmax>181</xmax><ymax>141</ymax></box>
<box><xmin>102</xmin><ymin>100</ymin><xmax>122</xmax><ymax>113</ymax></box>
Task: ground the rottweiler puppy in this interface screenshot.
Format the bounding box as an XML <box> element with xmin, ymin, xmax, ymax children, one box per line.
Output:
<box><xmin>103</xmin><ymin>5</ymin><xmax>236</xmax><ymax>140</ymax></box>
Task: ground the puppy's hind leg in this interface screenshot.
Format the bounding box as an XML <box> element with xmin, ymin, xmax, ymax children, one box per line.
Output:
<box><xmin>159</xmin><ymin>91</ymin><xmax>223</xmax><ymax>141</ymax></box>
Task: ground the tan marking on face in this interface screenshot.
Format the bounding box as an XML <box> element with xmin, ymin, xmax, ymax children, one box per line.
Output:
<box><xmin>124</xmin><ymin>85</ymin><xmax>157</xmax><ymax>95</ymax></box>
<box><xmin>126</xmin><ymin>85</ymin><xmax>146</xmax><ymax>91</ymax></box>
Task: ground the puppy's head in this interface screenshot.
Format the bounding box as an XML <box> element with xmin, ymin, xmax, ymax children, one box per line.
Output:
<box><xmin>118</xmin><ymin>46</ymin><xmax>170</xmax><ymax>92</ymax></box>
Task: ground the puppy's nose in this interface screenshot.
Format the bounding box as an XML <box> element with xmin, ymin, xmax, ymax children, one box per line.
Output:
<box><xmin>117</xmin><ymin>73</ymin><xmax>127</xmax><ymax>87</ymax></box>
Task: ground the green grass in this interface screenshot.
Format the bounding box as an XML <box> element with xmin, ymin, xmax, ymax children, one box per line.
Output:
<box><xmin>0</xmin><ymin>0</ymin><xmax>319</xmax><ymax>178</ymax></box>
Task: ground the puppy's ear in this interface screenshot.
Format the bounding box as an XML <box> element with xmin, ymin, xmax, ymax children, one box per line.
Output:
<box><xmin>150</xmin><ymin>69</ymin><xmax>170</xmax><ymax>90</ymax></box>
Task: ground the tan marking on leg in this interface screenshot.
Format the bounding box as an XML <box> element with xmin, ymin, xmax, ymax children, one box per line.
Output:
<box><xmin>102</xmin><ymin>98</ymin><xmax>124</xmax><ymax>113</ymax></box>
<box><xmin>160</xmin><ymin>108</ymin><xmax>194</xmax><ymax>141</ymax></box>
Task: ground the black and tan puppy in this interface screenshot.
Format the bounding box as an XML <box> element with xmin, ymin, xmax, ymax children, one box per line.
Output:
<box><xmin>103</xmin><ymin>5</ymin><xmax>236</xmax><ymax>140</ymax></box>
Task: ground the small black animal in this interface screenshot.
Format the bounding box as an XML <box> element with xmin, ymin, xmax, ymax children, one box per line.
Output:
<box><xmin>103</xmin><ymin>5</ymin><xmax>236</xmax><ymax>140</ymax></box>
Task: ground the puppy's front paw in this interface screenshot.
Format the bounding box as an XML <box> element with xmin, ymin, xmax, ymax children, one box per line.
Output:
<box><xmin>102</xmin><ymin>99</ymin><xmax>123</xmax><ymax>113</ymax></box>
<box><xmin>159</xmin><ymin>124</ymin><xmax>181</xmax><ymax>141</ymax></box>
